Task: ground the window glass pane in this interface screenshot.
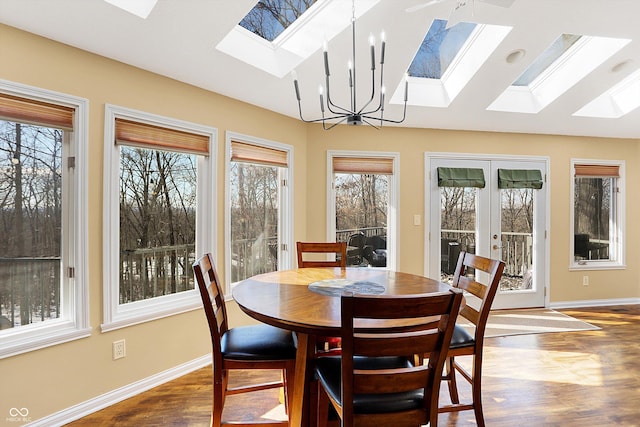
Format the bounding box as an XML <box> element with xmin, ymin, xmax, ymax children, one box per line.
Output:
<box><xmin>574</xmin><ymin>177</ymin><xmax>612</xmax><ymax>261</ymax></box>
<box><xmin>119</xmin><ymin>146</ymin><xmax>196</xmax><ymax>303</ymax></box>
<box><xmin>0</xmin><ymin>121</ymin><xmax>62</xmax><ymax>329</ymax></box>
<box><xmin>230</xmin><ymin>162</ymin><xmax>279</xmax><ymax>283</ymax></box>
<box><xmin>239</xmin><ymin>0</ymin><xmax>318</xmax><ymax>42</ymax></box>
<box><xmin>335</xmin><ymin>173</ymin><xmax>388</xmax><ymax>267</ymax></box>
<box><xmin>440</xmin><ymin>187</ymin><xmax>476</xmax><ymax>283</ymax></box>
<box><xmin>408</xmin><ymin>19</ymin><xmax>476</xmax><ymax>79</ymax></box>
<box><xmin>513</xmin><ymin>34</ymin><xmax>581</xmax><ymax>86</ymax></box>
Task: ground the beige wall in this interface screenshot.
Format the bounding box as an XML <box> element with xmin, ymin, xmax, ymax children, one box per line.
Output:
<box><xmin>305</xmin><ymin>126</ymin><xmax>640</xmax><ymax>302</ymax></box>
<box><xmin>0</xmin><ymin>24</ymin><xmax>308</xmax><ymax>423</ymax></box>
<box><xmin>1</xmin><ymin>23</ymin><xmax>639</xmax><ymax>424</ymax></box>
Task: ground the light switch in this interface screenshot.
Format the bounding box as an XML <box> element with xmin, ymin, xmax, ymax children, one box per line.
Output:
<box><xmin>413</xmin><ymin>214</ymin><xmax>421</xmax><ymax>226</ymax></box>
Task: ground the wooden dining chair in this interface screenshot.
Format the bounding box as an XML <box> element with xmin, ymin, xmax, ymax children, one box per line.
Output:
<box><xmin>296</xmin><ymin>241</ymin><xmax>347</xmax><ymax>268</ymax></box>
<box><xmin>314</xmin><ymin>289</ymin><xmax>464</xmax><ymax>427</ymax></box>
<box><xmin>439</xmin><ymin>251</ymin><xmax>505</xmax><ymax>427</ymax></box>
<box><xmin>296</xmin><ymin>241</ymin><xmax>347</xmax><ymax>355</ymax></box>
<box><xmin>193</xmin><ymin>253</ymin><xmax>297</xmax><ymax>427</ymax></box>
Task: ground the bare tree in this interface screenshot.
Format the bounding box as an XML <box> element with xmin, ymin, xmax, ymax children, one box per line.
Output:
<box><xmin>240</xmin><ymin>0</ymin><xmax>317</xmax><ymax>41</ymax></box>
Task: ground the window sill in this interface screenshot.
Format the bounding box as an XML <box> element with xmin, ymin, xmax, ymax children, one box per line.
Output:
<box><xmin>0</xmin><ymin>320</ymin><xmax>92</xmax><ymax>359</ymax></box>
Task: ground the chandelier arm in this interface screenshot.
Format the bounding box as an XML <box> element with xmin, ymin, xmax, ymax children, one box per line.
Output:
<box><xmin>325</xmin><ymin>76</ymin><xmax>355</xmax><ymax>115</ymax></box>
<box><xmin>360</xmin><ymin>60</ymin><xmax>385</xmax><ymax>116</ymax></box>
<box><xmin>296</xmin><ymin>99</ymin><xmax>353</xmax><ymax>124</ymax></box>
<box><xmin>322</xmin><ymin>116</ymin><xmax>349</xmax><ymax>130</ymax></box>
<box><xmin>361</xmin><ymin>100</ymin><xmax>408</xmax><ymax>124</ymax></box>
<box><xmin>356</xmin><ymin>67</ymin><xmax>379</xmax><ymax>115</ymax></box>
<box><xmin>360</xmin><ymin>117</ymin><xmax>381</xmax><ymax>130</ymax></box>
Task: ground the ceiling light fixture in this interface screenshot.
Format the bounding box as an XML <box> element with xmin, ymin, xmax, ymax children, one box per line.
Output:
<box><xmin>292</xmin><ymin>0</ymin><xmax>407</xmax><ymax>130</ymax></box>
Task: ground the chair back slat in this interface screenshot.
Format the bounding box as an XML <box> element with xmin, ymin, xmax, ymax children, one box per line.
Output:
<box><xmin>192</xmin><ymin>253</ymin><xmax>228</xmax><ymax>353</ymax></box>
<box><xmin>354</xmin><ymin>365</ymin><xmax>430</xmax><ymax>394</ymax></box>
<box><xmin>297</xmin><ymin>241</ymin><xmax>347</xmax><ymax>268</ymax></box>
<box><xmin>451</xmin><ymin>251</ymin><xmax>505</xmax><ymax>337</ymax></box>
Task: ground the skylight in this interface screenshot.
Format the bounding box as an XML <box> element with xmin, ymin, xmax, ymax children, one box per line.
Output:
<box><xmin>390</xmin><ymin>20</ymin><xmax>511</xmax><ymax>108</ymax></box>
<box><xmin>217</xmin><ymin>0</ymin><xmax>382</xmax><ymax>78</ymax></box>
<box><xmin>513</xmin><ymin>34</ymin><xmax>581</xmax><ymax>86</ymax></box>
<box><xmin>239</xmin><ymin>0</ymin><xmax>318</xmax><ymax>42</ymax></box>
<box><xmin>574</xmin><ymin>68</ymin><xmax>640</xmax><ymax>118</ymax></box>
<box><xmin>408</xmin><ymin>19</ymin><xmax>477</xmax><ymax>79</ymax></box>
<box><xmin>488</xmin><ymin>34</ymin><xmax>632</xmax><ymax>114</ymax></box>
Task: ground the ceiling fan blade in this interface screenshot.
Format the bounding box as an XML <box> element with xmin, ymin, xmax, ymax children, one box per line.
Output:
<box><xmin>445</xmin><ymin>0</ymin><xmax>473</xmax><ymax>28</ymax></box>
<box><xmin>406</xmin><ymin>0</ymin><xmax>446</xmax><ymax>13</ymax></box>
<box><xmin>478</xmin><ymin>0</ymin><xmax>516</xmax><ymax>8</ymax></box>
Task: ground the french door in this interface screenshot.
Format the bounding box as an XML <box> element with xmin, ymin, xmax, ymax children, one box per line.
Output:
<box><xmin>426</xmin><ymin>155</ymin><xmax>548</xmax><ymax>309</ymax></box>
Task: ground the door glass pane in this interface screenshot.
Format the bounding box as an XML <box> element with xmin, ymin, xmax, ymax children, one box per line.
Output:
<box><xmin>335</xmin><ymin>173</ymin><xmax>388</xmax><ymax>267</ymax></box>
<box><xmin>230</xmin><ymin>162</ymin><xmax>279</xmax><ymax>282</ymax></box>
<box><xmin>500</xmin><ymin>188</ymin><xmax>534</xmax><ymax>291</ymax></box>
<box><xmin>0</xmin><ymin>122</ymin><xmax>62</xmax><ymax>329</ymax></box>
<box><xmin>440</xmin><ymin>187</ymin><xmax>476</xmax><ymax>283</ymax></box>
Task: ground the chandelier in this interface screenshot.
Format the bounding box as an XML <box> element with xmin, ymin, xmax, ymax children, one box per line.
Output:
<box><xmin>292</xmin><ymin>1</ymin><xmax>408</xmax><ymax>130</ymax></box>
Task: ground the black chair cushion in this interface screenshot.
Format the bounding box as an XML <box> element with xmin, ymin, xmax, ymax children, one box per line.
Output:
<box><xmin>314</xmin><ymin>356</ymin><xmax>424</xmax><ymax>414</ymax></box>
<box><xmin>450</xmin><ymin>324</ymin><xmax>475</xmax><ymax>349</ymax></box>
<box><xmin>222</xmin><ymin>324</ymin><xmax>296</xmax><ymax>360</ymax></box>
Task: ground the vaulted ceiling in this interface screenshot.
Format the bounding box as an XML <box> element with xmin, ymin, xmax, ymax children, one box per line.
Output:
<box><xmin>2</xmin><ymin>0</ymin><xmax>640</xmax><ymax>139</ymax></box>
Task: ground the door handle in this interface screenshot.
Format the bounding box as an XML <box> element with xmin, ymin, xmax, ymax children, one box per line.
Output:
<box><xmin>492</xmin><ymin>244</ymin><xmax>502</xmax><ymax>250</ymax></box>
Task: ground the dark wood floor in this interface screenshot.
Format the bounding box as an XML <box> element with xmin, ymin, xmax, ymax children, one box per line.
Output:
<box><xmin>66</xmin><ymin>305</ymin><xmax>640</xmax><ymax>427</ymax></box>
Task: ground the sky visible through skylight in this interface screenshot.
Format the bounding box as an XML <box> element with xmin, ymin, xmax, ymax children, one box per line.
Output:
<box><xmin>408</xmin><ymin>19</ymin><xmax>476</xmax><ymax>79</ymax></box>
<box><xmin>239</xmin><ymin>0</ymin><xmax>318</xmax><ymax>42</ymax></box>
<box><xmin>513</xmin><ymin>34</ymin><xmax>581</xmax><ymax>86</ymax></box>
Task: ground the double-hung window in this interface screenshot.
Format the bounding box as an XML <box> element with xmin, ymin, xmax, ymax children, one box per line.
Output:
<box><xmin>0</xmin><ymin>81</ymin><xmax>89</xmax><ymax>358</ymax></box>
<box><xmin>103</xmin><ymin>105</ymin><xmax>216</xmax><ymax>331</ymax></box>
<box><xmin>226</xmin><ymin>132</ymin><xmax>293</xmax><ymax>293</ymax></box>
<box><xmin>328</xmin><ymin>151</ymin><xmax>399</xmax><ymax>270</ymax></box>
<box><xmin>571</xmin><ymin>159</ymin><xmax>624</xmax><ymax>269</ymax></box>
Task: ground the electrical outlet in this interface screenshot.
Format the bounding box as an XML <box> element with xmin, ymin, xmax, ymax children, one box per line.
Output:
<box><xmin>582</xmin><ymin>275</ymin><xmax>589</xmax><ymax>286</ymax></box>
<box><xmin>113</xmin><ymin>339</ymin><xmax>126</xmax><ymax>360</ymax></box>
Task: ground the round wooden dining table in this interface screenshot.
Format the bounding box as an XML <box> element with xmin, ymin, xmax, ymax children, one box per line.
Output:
<box><xmin>232</xmin><ymin>267</ymin><xmax>452</xmax><ymax>427</ymax></box>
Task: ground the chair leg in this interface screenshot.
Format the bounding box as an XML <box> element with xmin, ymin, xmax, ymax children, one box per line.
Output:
<box><xmin>316</xmin><ymin>380</ymin><xmax>330</xmax><ymax>427</ymax></box>
<box><xmin>471</xmin><ymin>354</ymin><xmax>485</xmax><ymax>427</ymax></box>
<box><xmin>446</xmin><ymin>356</ymin><xmax>460</xmax><ymax>404</ymax></box>
<box><xmin>284</xmin><ymin>363</ymin><xmax>295</xmax><ymax>418</ymax></box>
<box><xmin>212</xmin><ymin>375</ymin><xmax>226</xmax><ymax>427</ymax></box>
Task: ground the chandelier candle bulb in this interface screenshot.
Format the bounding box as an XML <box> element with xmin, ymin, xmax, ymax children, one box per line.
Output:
<box><xmin>348</xmin><ymin>61</ymin><xmax>353</xmax><ymax>88</ymax></box>
<box><xmin>293</xmin><ymin>72</ymin><xmax>301</xmax><ymax>101</ymax></box>
<box><xmin>380</xmin><ymin>33</ymin><xmax>386</xmax><ymax>64</ymax></box>
<box><xmin>319</xmin><ymin>86</ymin><xmax>325</xmax><ymax>113</ymax></box>
<box><xmin>369</xmin><ymin>34</ymin><xmax>376</xmax><ymax>70</ymax></box>
<box><xmin>404</xmin><ymin>74</ymin><xmax>409</xmax><ymax>102</ymax></box>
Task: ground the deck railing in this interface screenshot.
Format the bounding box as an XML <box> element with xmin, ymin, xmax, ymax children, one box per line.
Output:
<box><xmin>441</xmin><ymin>229</ymin><xmax>533</xmax><ymax>289</ymax></box>
<box><xmin>120</xmin><ymin>244</ymin><xmax>195</xmax><ymax>303</ymax></box>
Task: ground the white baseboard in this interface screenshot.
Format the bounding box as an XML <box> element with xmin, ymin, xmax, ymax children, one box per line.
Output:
<box><xmin>27</xmin><ymin>354</ymin><xmax>212</xmax><ymax>427</ymax></box>
<box><xmin>550</xmin><ymin>297</ymin><xmax>640</xmax><ymax>310</ymax></box>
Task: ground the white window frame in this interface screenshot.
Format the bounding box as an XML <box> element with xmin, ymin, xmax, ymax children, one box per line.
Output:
<box><xmin>570</xmin><ymin>158</ymin><xmax>625</xmax><ymax>270</ymax></box>
<box><xmin>102</xmin><ymin>105</ymin><xmax>217</xmax><ymax>332</ymax></box>
<box><xmin>0</xmin><ymin>80</ymin><xmax>90</xmax><ymax>359</ymax></box>
<box><xmin>224</xmin><ymin>131</ymin><xmax>294</xmax><ymax>295</ymax></box>
<box><xmin>327</xmin><ymin>150</ymin><xmax>399</xmax><ymax>271</ymax></box>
